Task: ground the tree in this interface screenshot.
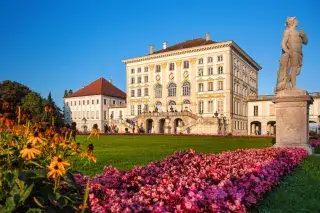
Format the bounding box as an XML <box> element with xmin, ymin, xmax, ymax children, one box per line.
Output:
<box><xmin>64</xmin><ymin>90</ymin><xmax>69</xmax><ymax>98</ymax></box>
<box><xmin>21</xmin><ymin>92</ymin><xmax>44</xmax><ymax>122</ymax></box>
<box><xmin>47</xmin><ymin>92</ymin><xmax>53</xmax><ymax>105</ymax></box>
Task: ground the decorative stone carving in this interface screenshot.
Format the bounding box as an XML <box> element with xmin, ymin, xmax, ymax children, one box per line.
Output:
<box><xmin>275</xmin><ymin>17</ymin><xmax>308</xmax><ymax>93</ymax></box>
<box><xmin>149</xmin><ymin>64</ymin><xmax>155</xmax><ymax>70</ymax></box>
<box><xmin>161</xmin><ymin>63</ymin><xmax>167</xmax><ymax>69</ymax></box>
<box><xmin>169</xmin><ymin>73</ymin><xmax>174</xmax><ymax>81</ymax></box>
<box><xmin>175</xmin><ymin>60</ymin><xmax>182</xmax><ymax>67</ymax></box>
<box><xmin>190</xmin><ymin>58</ymin><xmax>197</xmax><ymax>65</ymax></box>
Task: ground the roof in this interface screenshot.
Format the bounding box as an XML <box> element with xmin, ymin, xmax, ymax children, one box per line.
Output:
<box><xmin>153</xmin><ymin>38</ymin><xmax>217</xmax><ymax>54</ymax></box>
<box><xmin>66</xmin><ymin>78</ymin><xmax>126</xmax><ymax>99</ymax></box>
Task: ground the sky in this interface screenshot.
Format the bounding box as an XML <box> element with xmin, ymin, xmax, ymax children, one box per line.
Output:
<box><xmin>0</xmin><ymin>0</ymin><xmax>319</xmax><ymax>107</ymax></box>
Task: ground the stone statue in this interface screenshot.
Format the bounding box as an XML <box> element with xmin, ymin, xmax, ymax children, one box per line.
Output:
<box><xmin>275</xmin><ymin>17</ymin><xmax>308</xmax><ymax>93</ymax></box>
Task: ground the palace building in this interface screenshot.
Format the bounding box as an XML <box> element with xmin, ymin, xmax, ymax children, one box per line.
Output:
<box><xmin>64</xmin><ymin>33</ymin><xmax>320</xmax><ymax>135</ymax></box>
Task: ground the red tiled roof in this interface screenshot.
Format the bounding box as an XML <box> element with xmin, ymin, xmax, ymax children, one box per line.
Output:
<box><xmin>67</xmin><ymin>78</ymin><xmax>126</xmax><ymax>99</ymax></box>
<box><xmin>153</xmin><ymin>38</ymin><xmax>217</xmax><ymax>54</ymax></box>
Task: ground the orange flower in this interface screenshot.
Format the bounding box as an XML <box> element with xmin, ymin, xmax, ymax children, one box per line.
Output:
<box><xmin>47</xmin><ymin>165</ymin><xmax>64</xmax><ymax>179</ymax></box>
<box><xmin>20</xmin><ymin>143</ymin><xmax>41</xmax><ymax>160</ymax></box>
<box><xmin>27</xmin><ymin>132</ymin><xmax>44</xmax><ymax>144</ymax></box>
<box><xmin>49</xmin><ymin>156</ymin><xmax>70</xmax><ymax>172</ymax></box>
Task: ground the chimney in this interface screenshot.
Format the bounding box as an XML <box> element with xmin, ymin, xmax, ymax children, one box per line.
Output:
<box><xmin>108</xmin><ymin>79</ymin><xmax>112</xmax><ymax>84</ymax></box>
<box><xmin>206</xmin><ymin>32</ymin><xmax>211</xmax><ymax>41</ymax></box>
<box><xmin>163</xmin><ymin>41</ymin><xmax>168</xmax><ymax>49</ymax></box>
<box><xmin>149</xmin><ymin>45</ymin><xmax>155</xmax><ymax>54</ymax></box>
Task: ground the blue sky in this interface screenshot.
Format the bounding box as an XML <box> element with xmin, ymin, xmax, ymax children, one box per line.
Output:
<box><xmin>0</xmin><ymin>0</ymin><xmax>319</xmax><ymax>106</ymax></box>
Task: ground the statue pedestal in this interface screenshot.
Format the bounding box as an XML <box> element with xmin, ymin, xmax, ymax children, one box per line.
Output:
<box><xmin>272</xmin><ymin>89</ymin><xmax>314</xmax><ymax>154</ymax></box>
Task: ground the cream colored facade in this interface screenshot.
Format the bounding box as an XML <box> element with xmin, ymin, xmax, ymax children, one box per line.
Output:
<box><xmin>64</xmin><ymin>95</ymin><xmax>125</xmax><ymax>132</ymax></box>
<box><xmin>121</xmin><ymin>35</ymin><xmax>261</xmax><ymax>134</ymax></box>
<box><xmin>247</xmin><ymin>93</ymin><xmax>320</xmax><ymax>135</ymax></box>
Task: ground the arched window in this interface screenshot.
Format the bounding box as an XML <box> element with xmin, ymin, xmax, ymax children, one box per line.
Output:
<box><xmin>198</xmin><ymin>58</ymin><xmax>203</xmax><ymax>64</ymax></box>
<box><xmin>207</xmin><ymin>57</ymin><xmax>213</xmax><ymax>63</ymax></box>
<box><xmin>155</xmin><ymin>84</ymin><xmax>162</xmax><ymax>98</ymax></box>
<box><xmin>168</xmin><ymin>100</ymin><xmax>176</xmax><ymax>105</ymax></box>
<box><xmin>168</xmin><ymin>83</ymin><xmax>177</xmax><ymax>97</ymax></box>
<box><xmin>183</xmin><ymin>99</ymin><xmax>190</xmax><ymax>104</ymax></box>
<box><xmin>183</xmin><ymin>61</ymin><xmax>189</xmax><ymax>69</ymax></box>
<box><xmin>182</xmin><ymin>82</ymin><xmax>190</xmax><ymax>96</ymax></box>
<box><xmin>155</xmin><ymin>101</ymin><xmax>162</xmax><ymax>107</ymax></box>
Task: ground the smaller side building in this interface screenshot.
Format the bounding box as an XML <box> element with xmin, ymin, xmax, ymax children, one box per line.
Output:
<box><xmin>247</xmin><ymin>92</ymin><xmax>320</xmax><ymax>135</ymax></box>
<box><xmin>64</xmin><ymin>77</ymin><xmax>126</xmax><ymax>132</ymax></box>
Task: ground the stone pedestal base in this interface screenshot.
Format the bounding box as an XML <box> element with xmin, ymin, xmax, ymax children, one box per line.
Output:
<box><xmin>272</xmin><ymin>89</ymin><xmax>314</xmax><ymax>155</ymax></box>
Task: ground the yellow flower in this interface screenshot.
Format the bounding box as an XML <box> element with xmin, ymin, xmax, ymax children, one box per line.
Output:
<box><xmin>47</xmin><ymin>165</ymin><xmax>64</xmax><ymax>179</ymax></box>
<box><xmin>28</xmin><ymin>132</ymin><xmax>44</xmax><ymax>144</ymax></box>
<box><xmin>49</xmin><ymin>156</ymin><xmax>70</xmax><ymax>172</ymax></box>
<box><xmin>83</xmin><ymin>144</ymin><xmax>97</xmax><ymax>163</ymax></box>
<box><xmin>20</xmin><ymin>143</ymin><xmax>41</xmax><ymax>160</ymax></box>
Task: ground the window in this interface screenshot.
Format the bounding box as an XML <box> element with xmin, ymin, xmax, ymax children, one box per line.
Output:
<box><xmin>254</xmin><ymin>105</ymin><xmax>259</xmax><ymax>116</ymax></box>
<box><xmin>183</xmin><ymin>61</ymin><xmax>189</xmax><ymax>69</ymax></box>
<box><xmin>130</xmin><ymin>105</ymin><xmax>135</xmax><ymax>115</ymax></box>
<box><xmin>104</xmin><ymin>99</ymin><xmax>106</xmax><ymax>105</ymax></box>
<box><xmin>198</xmin><ymin>101</ymin><xmax>204</xmax><ymax>114</ymax></box>
<box><xmin>218</xmin><ymin>66</ymin><xmax>223</xmax><ymax>74</ymax></box>
<box><xmin>131</xmin><ymin>69</ymin><xmax>135</xmax><ymax>74</ymax></box>
<box><xmin>74</xmin><ymin>101</ymin><xmax>76</xmax><ymax>106</ymax></box>
<box><xmin>208</xmin><ymin>67</ymin><xmax>213</xmax><ymax>75</ymax></box>
<box><xmin>144</xmin><ymin>76</ymin><xmax>148</xmax><ymax>83</ymax></box>
<box><xmin>87</xmin><ymin>111</ymin><xmax>89</xmax><ymax>119</ymax></box>
<box><xmin>137</xmin><ymin>68</ymin><xmax>141</xmax><ymax>73</ymax></box>
<box><xmin>218</xmin><ymin>101</ymin><xmax>224</xmax><ymax>113</ymax></box>
<box><xmin>208</xmin><ymin>100</ymin><xmax>213</xmax><ymax>112</ymax></box>
<box><xmin>131</xmin><ymin>77</ymin><xmax>135</xmax><ymax>84</ymax></box>
<box><xmin>144</xmin><ymin>66</ymin><xmax>148</xmax><ymax>72</ymax></box>
<box><xmin>96</xmin><ymin>111</ymin><xmax>99</xmax><ymax>119</ymax></box>
<box><xmin>168</xmin><ymin>100</ymin><xmax>176</xmax><ymax>106</ymax></box>
<box><xmin>198</xmin><ymin>83</ymin><xmax>204</xmax><ymax>92</ymax></box>
<box><xmin>217</xmin><ymin>55</ymin><xmax>223</xmax><ymax>62</ymax></box>
<box><xmin>156</xmin><ymin>65</ymin><xmax>161</xmax><ymax>72</ymax></box>
<box><xmin>138</xmin><ymin>105</ymin><xmax>142</xmax><ymax>115</ymax></box>
<box><xmin>138</xmin><ymin>77</ymin><xmax>141</xmax><ymax>83</ymax></box>
<box><xmin>131</xmin><ymin>90</ymin><xmax>135</xmax><ymax>97</ymax></box>
<box><xmin>169</xmin><ymin>63</ymin><xmax>175</xmax><ymax>71</ymax></box>
<box><xmin>208</xmin><ymin>57</ymin><xmax>213</xmax><ymax>63</ymax></box>
<box><xmin>96</xmin><ymin>99</ymin><xmax>99</xmax><ymax>104</ymax></box>
<box><xmin>83</xmin><ymin>100</ymin><xmax>85</xmax><ymax>105</ymax></box>
<box><xmin>144</xmin><ymin>104</ymin><xmax>149</xmax><ymax>112</ymax></box>
<box><xmin>208</xmin><ymin>82</ymin><xmax>213</xmax><ymax>91</ymax></box>
<box><xmin>137</xmin><ymin>89</ymin><xmax>142</xmax><ymax>97</ymax></box>
<box><xmin>104</xmin><ymin>111</ymin><xmax>107</xmax><ymax>120</ymax></box>
<box><xmin>168</xmin><ymin>83</ymin><xmax>176</xmax><ymax>97</ymax></box>
<box><xmin>218</xmin><ymin>81</ymin><xmax>223</xmax><ymax>90</ymax></box>
<box><xmin>119</xmin><ymin>110</ymin><xmax>122</xmax><ymax>118</ymax></box>
<box><xmin>66</xmin><ymin>102</ymin><xmax>69</xmax><ymax>106</ymax></box>
<box><xmin>198</xmin><ymin>68</ymin><xmax>204</xmax><ymax>76</ymax></box>
<box><xmin>144</xmin><ymin>88</ymin><xmax>149</xmax><ymax>96</ymax></box>
<box><xmin>198</xmin><ymin>58</ymin><xmax>203</xmax><ymax>64</ymax></box>
<box><xmin>87</xmin><ymin>100</ymin><xmax>89</xmax><ymax>105</ymax></box>
<box><xmin>79</xmin><ymin>101</ymin><xmax>81</xmax><ymax>105</ymax></box>
<box><xmin>70</xmin><ymin>102</ymin><xmax>72</xmax><ymax>106</ymax></box>
<box><xmin>182</xmin><ymin>82</ymin><xmax>190</xmax><ymax>96</ymax></box>
<box><xmin>155</xmin><ymin>84</ymin><xmax>162</xmax><ymax>98</ymax></box>
<box><xmin>91</xmin><ymin>111</ymin><xmax>94</xmax><ymax>119</ymax></box>
<box><xmin>113</xmin><ymin>100</ymin><xmax>116</xmax><ymax>104</ymax></box>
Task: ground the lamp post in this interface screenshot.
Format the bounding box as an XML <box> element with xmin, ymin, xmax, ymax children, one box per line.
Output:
<box><xmin>81</xmin><ymin>117</ymin><xmax>87</xmax><ymax>134</ymax></box>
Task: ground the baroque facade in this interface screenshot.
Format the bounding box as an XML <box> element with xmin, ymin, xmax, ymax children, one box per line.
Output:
<box><xmin>64</xmin><ymin>78</ymin><xmax>126</xmax><ymax>132</ymax></box>
<box><xmin>120</xmin><ymin>33</ymin><xmax>261</xmax><ymax>134</ymax></box>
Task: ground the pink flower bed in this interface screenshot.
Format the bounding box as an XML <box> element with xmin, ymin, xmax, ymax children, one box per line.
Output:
<box><xmin>310</xmin><ymin>139</ymin><xmax>320</xmax><ymax>147</ymax></box>
<box><xmin>75</xmin><ymin>148</ymin><xmax>307</xmax><ymax>212</ymax></box>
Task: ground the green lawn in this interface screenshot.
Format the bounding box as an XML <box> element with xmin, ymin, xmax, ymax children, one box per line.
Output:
<box><xmin>72</xmin><ymin>135</ymin><xmax>320</xmax><ymax>212</ymax></box>
<box><xmin>73</xmin><ymin>135</ymin><xmax>273</xmax><ymax>176</ymax></box>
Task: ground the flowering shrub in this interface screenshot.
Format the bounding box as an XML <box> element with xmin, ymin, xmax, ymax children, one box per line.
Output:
<box><xmin>75</xmin><ymin>148</ymin><xmax>307</xmax><ymax>213</ymax></box>
<box><xmin>310</xmin><ymin>139</ymin><xmax>320</xmax><ymax>147</ymax></box>
<box><xmin>0</xmin><ymin>106</ymin><xmax>98</xmax><ymax>212</ymax></box>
